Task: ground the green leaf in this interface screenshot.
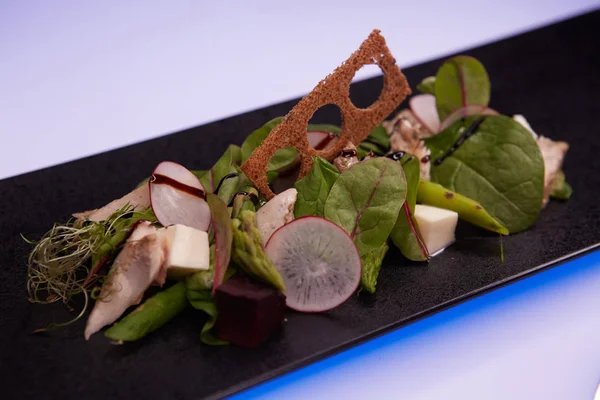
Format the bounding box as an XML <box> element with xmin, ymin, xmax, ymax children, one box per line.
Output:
<box><xmin>206</xmin><ymin>194</ymin><xmax>233</xmax><ymax>291</ymax></box>
<box><xmin>185</xmin><ymin>252</ymin><xmax>228</xmax><ymax>346</ymax></box>
<box><xmin>435</xmin><ymin>56</ymin><xmax>490</xmax><ymax>120</ymax></box>
<box><xmin>360</xmin><ymin>242</ymin><xmax>389</xmax><ymax>293</ymax></box>
<box><xmin>324</xmin><ymin>158</ymin><xmax>406</xmax><ymax>256</ymax></box>
<box><xmin>241</xmin><ymin>118</ymin><xmax>282</xmax><ymax>162</ymax></box>
<box><xmin>186</xmin><ymin>288</ymin><xmax>227</xmax><ymax>346</ymax></box>
<box><xmin>240</xmin><ymin>117</ymin><xmax>299</xmax><ymax>174</ymax></box>
<box><xmin>199</xmin><ymin>145</ymin><xmax>242</xmax><ymax>194</ymax></box>
<box><xmin>424</xmin><ymin>115</ymin><xmax>544</xmax><ymax>233</ymax></box>
<box><xmin>357</xmin><ymin>124</ymin><xmax>390</xmax><ymax>158</ymax></box>
<box><xmin>550</xmin><ymin>170</ymin><xmax>573</xmax><ymax>200</ymax></box>
<box><xmin>417</xmin><ymin>76</ymin><xmax>436</xmax><ymax>95</ymax></box>
<box><xmin>306</xmin><ymin>123</ymin><xmax>341</xmax><ymax>135</ymax></box>
<box><xmin>294</xmin><ymin>157</ymin><xmax>340</xmax><ymax>218</ymax></box>
<box><xmin>389</xmin><ymin>155</ymin><xmax>429</xmax><ymax>261</ymax></box>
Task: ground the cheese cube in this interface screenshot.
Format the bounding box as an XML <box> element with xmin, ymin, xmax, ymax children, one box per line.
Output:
<box><xmin>163</xmin><ymin>224</ymin><xmax>210</xmax><ymax>279</ymax></box>
<box><xmin>414</xmin><ymin>204</ymin><xmax>458</xmax><ymax>256</ymax></box>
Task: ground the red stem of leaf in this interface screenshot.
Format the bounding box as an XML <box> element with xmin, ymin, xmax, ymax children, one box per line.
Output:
<box><xmin>350</xmin><ymin>165</ymin><xmax>387</xmax><ymax>239</ymax></box>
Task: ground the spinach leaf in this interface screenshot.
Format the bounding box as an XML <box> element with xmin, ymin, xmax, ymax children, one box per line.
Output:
<box><xmin>240</xmin><ymin>117</ymin><xmax>298</xmax><ymax>173</ymax></box>
<box><xmin>307</xmin><ymin>124</ymin><xmax>341</xmax><ymax>134</ymax></box>
<box><xmin>417</xmin><ymin>76</ymin><xmax>436</xmax><ymax>95</ymax></box>
<box><xmin>357</xmin><ymin>124</ymin><xmax>390</xmax><ymax>158</ymax></box>
<box><xmin>435</xmin><ymin>56</ymin><xmax>490</xmax><ymax>120</ymax></box>
<box><xmin>324</xmin><ymin>157</ymin><xmax>406</xmax><ymax>256</ymax></box>
<box><xmin>360</xmin><ymin>242</ymin><xmax>389</xmax><ymax>294</ymax></box>
<box><xmin>550</xmin><ymin>170</ymin><xmax>573</xmax><ymax>200</ymax></box>
<box><xmin>294</xmin><ymin>157</ymin><xmax>339</xmax><ymax>218</ymax></box>
<box><xmin>424</xmin><ymin>115</ymin><xmax>544</xmax><ymax>233</ymax></box>
<box><xmin>186</xmin><ymin>288</ymin><xmax>227</xmax><ymax>346</ymax></box>
<box><xmin>199</xmin><ymin>145</ymin><xmax>242</xmax><ymax>194</ymax></box>
<box><xmin>241</xmin><ymin>118</ymin><xmax>283</xmax><ymax>162</ymax></box>
<box><xmin>185</xmin><ymin>246</ymin><xmax>228</xmax><ymax>345</ymax></box>
<box><xmin>389</xmin><ymin>155</ymin><xmax>429</xmax><ymax>261</ymax></box>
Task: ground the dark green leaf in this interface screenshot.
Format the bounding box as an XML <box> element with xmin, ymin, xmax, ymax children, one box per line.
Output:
<box><xmin>424</xmin><ymin>115</ymin><xmax>544</xmax><ymax>233</ymax></box>
<box><xmin>294</xmin><ymin>157</ymin><xmax>340</xmax><ymax>218</ymax></box>
<box><xmin>199</xmin><ymin>145</ymin><xmax>242</xmax><ymax>193</ymax></box>
<box><xmin>435</xmin><ymin>56</ymin><xmax>490</xmax><ymax>120</ymax></box>
<box><xmin>240</xmin><ymin>117</ymin><xmax>299</xmax><ymax>174</ymax></box>
<box><xmin>357</xmin><ymin>125</ymin><xmax>390</xmax><ymax>158</ymax></box>
<box><xmin>324</xmin><ymin>158</ymin><xmax>406</xmax><ymax>256</ymax></box>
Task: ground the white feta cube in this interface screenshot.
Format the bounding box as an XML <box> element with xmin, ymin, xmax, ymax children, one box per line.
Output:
<box><xmin>414</xmin><ymin>204</ymin><xmax>458</xmax><ymax>256</ymax></box>
<box><xmin>163</xmin><ymin>224</ymin><xmax>210</xmax><ymax>279</ymax></box>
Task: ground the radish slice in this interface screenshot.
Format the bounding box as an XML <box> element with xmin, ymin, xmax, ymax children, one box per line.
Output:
<box><xmin>439</xmin><ymin>105</ymin><xmax>498</xmax><ymax>131</ymax></box>
<box><xmin>150</xmin><ymin>161</ymin><xmax>211</xmax><ymax>231</ymax></box>
<box><xmin>265</xmin><ymin>216</ymin><xmax>361</xmax><ymax>312</ymax></box>
<box><xmin>409</xmin><ymin>94</ymin><xmax>440</xmax><ymax>133</ymax></box>
<box><xmin>307</xmin><ymin>131</ymin><xmax>339</xmax><ymax>151</ymax></box>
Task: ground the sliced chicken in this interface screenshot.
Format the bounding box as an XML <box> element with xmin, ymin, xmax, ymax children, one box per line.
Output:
<box><xmin>333</xmin><ymin>142</ymin><xmax>360</xmax><ymax>173</ymax></box>
<box><xmin>388</xmin><ymin>117</ymin><xmax>432</xmax><ymax>181</ymax></box>
<box><xmin>538</xmin><ymin>136</ymin><xmax>569</xmax><ymax>206</ymax></box>
<box><xmin>256</xmin><ymin>188</ymin><xmax>297</xmax><ymax>246</ymax></box>
<box><xmin>513</xmin><ymin>115</ymin><xmax>569</xmax><ymax>206</ymax></box>
<box><xmin>84</xmin><ymin>221</ymin><xmax>167</xmax><ymax>339</ymax></box>
<box><xmin>74</xmin><ymin>185</ymin><xmax>150</xmax><ymax>222</ymax></box>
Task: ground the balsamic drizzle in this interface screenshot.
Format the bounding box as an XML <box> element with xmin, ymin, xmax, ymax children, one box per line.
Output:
<box><xmin>340</xmin><ymin>149</ymin><xmax>357</xmax><ymax>158</ymax></box>
<box><xmin>228</xmin><ymin>191</ymin><xmax>260</xmax><ymax>207</ymax></box>
<box><xmin>150</xmin><ymin>174</ymin><xmax>206</xmax><ymax>199</ymax></box>
<box><xmin>385</xmin><ymin>151</ymin><xmax>406</xmax><ymax>161</ymax></box>
<box><xmin>214</xmin><ymin>172</ymin><xmax>239</xmax><ymax>194</ymax></box>
<box><xmin>433</xmin><ymin>116</ymin><xmax>486</xmax><ymax>166</ymax></box>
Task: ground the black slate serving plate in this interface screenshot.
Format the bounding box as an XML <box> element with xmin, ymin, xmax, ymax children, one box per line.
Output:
<box><xmin>1</xmin><ymin>10</ymin><xmax>599</xmax><ymax>399</ymax></box>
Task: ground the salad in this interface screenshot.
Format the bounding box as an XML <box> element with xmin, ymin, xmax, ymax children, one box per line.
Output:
<box><xmin>24</xmin><ymin>33</ymin><xmax>571</xmax><ymax>348</ymax></box>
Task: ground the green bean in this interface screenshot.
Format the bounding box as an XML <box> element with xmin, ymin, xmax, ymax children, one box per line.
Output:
<box><xmin>417</xmin><ymin>180</ymin><xmax>509</xmax><ymax>235</ymax></box>
<box><xmin>104</xmin><ymin>282</ymin><xmax>187</xmax><ymax>341</ymax></box>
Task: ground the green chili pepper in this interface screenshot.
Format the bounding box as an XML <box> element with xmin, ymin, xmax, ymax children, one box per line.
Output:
<box><xmin>104</xmin><ymin>282</ymin><xmax>187</xmax><ymax>342</ymax></box>
<box><xmin>417</xmin><ymin>180</ymin><xmax>509</xmax><ymax>235</ymax></box>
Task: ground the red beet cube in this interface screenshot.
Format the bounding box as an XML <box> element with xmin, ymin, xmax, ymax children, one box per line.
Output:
<box><xmin>214</xmin><ymin>277</ymin><xmax>286</xmax><ymax>347</ymax></box>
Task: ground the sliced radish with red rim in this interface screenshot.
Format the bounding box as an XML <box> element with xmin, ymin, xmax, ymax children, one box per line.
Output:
<box><xmin>149</xmin><ymin>161</ymin><xmax>211</xmax><ymax>231</ymax></box>
<box><xmin>409</xmin><ymin>94</ymin><xmax>440</xmax><ymax>133</ymax></box>
<box><xmin>307</xmin><ymin>131</ymin><xmax>339</xmax><ymax>151</ymax></box>
<box><xmin>265</xmin><ymin>216</ymin><xmax>361</xmax><ymax>312</ymax></box>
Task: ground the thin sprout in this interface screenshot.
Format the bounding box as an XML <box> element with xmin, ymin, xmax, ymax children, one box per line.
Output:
<box><xmin>34</xmin><ymin>290</ymin><xmax>89</xmax><ymax>333</ymax></box>
<box><xmin>24</xmin><ymin>203</ymin><xmax>151</xmax><ymax>329</ymax></box>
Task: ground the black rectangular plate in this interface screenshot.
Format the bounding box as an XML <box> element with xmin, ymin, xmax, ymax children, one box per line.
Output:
<box><xmin>1</xmin><ymin>10</ymin><xmax>599</xmax><ymax>400</ymax></box>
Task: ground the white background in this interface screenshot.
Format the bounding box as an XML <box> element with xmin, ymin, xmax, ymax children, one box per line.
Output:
<box><xmin>2</xmin><ymin>1</ymin><xmax>600</xmax><ymax>399</ymax></box>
